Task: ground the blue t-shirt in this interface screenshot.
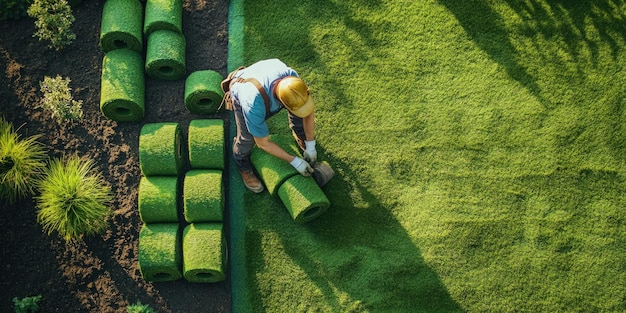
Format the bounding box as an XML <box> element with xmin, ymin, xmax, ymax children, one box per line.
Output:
<box><xmin>231</xmin><ymin>59</ymin><xmax>298</xmax><ymax>137</ymax></box>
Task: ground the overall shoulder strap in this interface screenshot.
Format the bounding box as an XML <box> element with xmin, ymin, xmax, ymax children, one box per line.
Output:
<box><xmin>241</xmin><ymin>78</ymin><xmax>271</xmax><ymax>117</ymax></box>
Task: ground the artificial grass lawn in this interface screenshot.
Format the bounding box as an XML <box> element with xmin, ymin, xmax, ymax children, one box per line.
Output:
<box><xmin>182</xmin><ymin>223</ymin><xmax>228</xmax><ymax>283</ymax></box>
<box><xmin>188</xmin><ymin>119</ymin><xmax>225</xmax><ymax>169</ymax></box>
<box><xmin>145</xmin><ymin>30</ymin><xmax>186</xmax><ymax>81</ymax></box>
<box><xmin>183</xmin><ymin>169</ymin><xmax>223</xmax><ymax>223</ymax></box>
<box><xmin>233</xmin><ymin>0</ymin><xmax>626</xmax><ymax>312</ymax></box>
<box><xmin>138</xmin><ymin>223</ymin><xmax>182</xmax><ymax>282</ymax></box>
<box><xmin>139</xmin><ymin>122</ymin><xmax>183</xmax><ymax>176</ymax></box>
<box><xmin>184</xmin><ymin>71</ymin><xmax>225</xmax><ymax>115</ymax></box>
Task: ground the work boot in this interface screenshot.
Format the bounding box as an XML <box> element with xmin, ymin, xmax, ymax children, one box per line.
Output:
<box><xmin>239</xmin><ymin>169</ymin><xmax>264</xmax><ymax>193</ymax></box>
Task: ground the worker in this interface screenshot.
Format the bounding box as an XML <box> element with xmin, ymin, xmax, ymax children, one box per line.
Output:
<box><xmin>225</xmin><ymin>58</ymin><xmax>318</xmax><ymax>193</ymax></box>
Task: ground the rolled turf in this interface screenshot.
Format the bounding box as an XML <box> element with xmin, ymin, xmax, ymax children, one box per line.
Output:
<box><xmin>184</xmin><ymin>70</ymin><xmax>225</xmax><ymax>114</ymax></box>
<box><xmin>188</xmin><ymin>119</ymin><xmax>224</xmax><ymax>170</ymax></box>
<box><xmin>138</xmin><ymin>223</ymin><xmax>182</xmax><ymax>282</ymax></box>
<box><xmin>145</xmin><ymin>30</ymin><xmax>186</xmax><ymax>81</ymax></box>
<box><xmin>138</xmin><ymin>176</ymin><xmax>179</xmax><ymax>223</ymax></box>
<box><xmin>144</xmin><ymin>0</ymin><xmax>183</xmax><ymax>37</ymax></box>
<box><xmin>183</xmin><ymin>169</ymin><xmax>223</xmax><ymax>223</ymax></box>
<box><xmin>277</xmin><ymin>174</ymin><xmax>331</xmax><ymax>223</ymax></box>
<box><xmin>99</xmin><ymin>0</ymin><xmax>143</xmax><ymax>53</ymax></box>
<box><xmin>250</xmin><ymin>134</ymin><xmax>301</xmax><ymax>196</ymax></box>
<box><xmin>139</xmin><ymin>122</ymin><xmax>184</xmax><ymax>176</ymax></box>
<box><xmin>182</xmin><ymin>223</ymin><xmax>227</xmax><ymax>283</ymax></box>
<box><xmin>100</xmin><ymin>48</ymin><xmax>145</xmax><ymax>122</ymax></box>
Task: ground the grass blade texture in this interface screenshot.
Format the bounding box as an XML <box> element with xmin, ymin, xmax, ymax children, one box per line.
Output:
<box><xmin>182</xmin><ymin>223</ymin><xmax>227</xmax><ymax>283</ymax></box>
<box><xmin>184</xmin><ymin>71</ymin><xmax>225</xmax><ymax>114</ymax></box>
<box><xmin>183</xmin><ymin>169</ymin><xmax>223</xmax><ymax>223</ymax></box>
<box><xmin>36</xmin><ymin>155</ymin><xmax>112</xmax><ymax>241</ymax></box>
<box><xmin>234</xmin><ymin>0</ymin><xmax>626</xmax><ymax>312</ymax></box>
<box><xmin>139</xmin><ymin>122</ymin><xmax>184</xmax><ymax>176</ymax></box>
<box><xmin>250</xmin><ymin>134</ymin><xmax>300</xmax><ymax>196</ymax></box>
<box><xmin>100</xmin><ymin>48</ymin><xmax>145</xmax><ymax>122</ymax></box>
<box><xmin>145</xmin><ymin>30</ymin><xmax>186</xmax><ymax>81</ymax></box>
<box><xmin>138</xmin><ymin>223</ymin><xmax>182</xmax><ymax>282</ymax></box>
<box><xmin>138</xmin><ymin>176</ymin><xmax>179</xmax><ymax>223</ymax></box>
<box><xmin>99</xmin><ymin>0</ymin><xmax>143</xmax><ymax>53</ymax></box>
<box><xmin>0</xmin><ymin>117</ymin><xmax>46</xmax><ymax>204</ymax></box>
<box><xmin>187</xmin><ymin>119</ymin><xmax>225</xmax><ymax>170</ymax></box>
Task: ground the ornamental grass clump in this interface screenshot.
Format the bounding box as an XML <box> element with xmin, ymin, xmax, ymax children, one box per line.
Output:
<box><xmin>39</xmin><ymin>75</ymin><xmax>83</xmax><ymax>125</ymax></box>
<box><xmin>0</xmin><ymin>117</ymin><xmax>47</xmax><ymax>204</ymax></box>
<box><xmin>36</xmin><ymin>155</ymin><xmax>112</xmax><ymax>241</ymax></box>
<box><xmin>27</xmin><ymin>0</ymin><xmax>76</xmax><ymax>50</ymax></box>
<box><xmin>126</xmin><ymin>301</ymin><xmax>156</xmax><ymax>313</ymax></box>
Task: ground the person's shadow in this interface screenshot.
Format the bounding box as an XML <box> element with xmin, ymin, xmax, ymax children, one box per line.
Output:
<box><xmin>239</xmin><ymin>140</ymin><xmax>463</xmax><ymax>312</ymax></box>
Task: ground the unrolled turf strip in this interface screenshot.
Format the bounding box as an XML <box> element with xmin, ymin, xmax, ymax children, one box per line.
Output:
<box><xmin>143</xmin><ymin>0</ymin><xmax>183</xmax><ymax>37</ymax></box>
<box><xmin>138</xmin><ymin>176</ymin><xmax>179</xmax><ymax>223</ymax></box>
<box><xmin>138</xmin><ymin>223</ymin><xmax>182</xmax><ymax>282</ymax></box>
<box><xmin>277</xmin><ymin>174</ymin><xmax>330</xmax><ymax>223</ymax></box>
<box><xmin>183</xmin><ymin>170</ymin><xmax>223</xmax><ymax>223</ymax></box>
<box><xmin>99</xmin><ymin>0</ymin><xmax>143</xmax><ymax>53</ymax></box>
<box><xmin>188</xmin><ymin>119</ymin><xmax>224</xmax><ymax>170</ymax></box>
<box><xmin>139</xmin><ymin>122</ymin><xmax>184</xmax><ymax>176</ymax></box>
<box><xmin>145</xmin><ymin>30</ymin><xmax>186</xmax><ymax>81</ymax></box>
<box><xmin>250</xmin><ymin>134</ymin><xmax>301</xmax><ymax>196</ymax></box>
<box><xmin>100</xmin><ymin>48</ymin><xmax>145</xmax><ymax>122</ymax></box>
<box><xmin>184</xmin><ymin>70</ymin><xmax>225</xmax><ymax>114</ymax></box>
<box><xmin>182</xmin><ymin>223</ymin><xmax>227</xmax><ymax>283</ymax></box>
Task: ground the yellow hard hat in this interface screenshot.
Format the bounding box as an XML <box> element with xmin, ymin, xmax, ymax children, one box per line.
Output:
<box><xmin>276</xmin><ymin>76</ymin><xmax>315</xmax><ymax>118</ymax></box>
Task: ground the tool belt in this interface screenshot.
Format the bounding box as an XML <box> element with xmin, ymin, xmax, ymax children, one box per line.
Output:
<box><xmin>220</xmin><ymin>67</ymin><xmax>270</xmax><ymax>117</ymax></box>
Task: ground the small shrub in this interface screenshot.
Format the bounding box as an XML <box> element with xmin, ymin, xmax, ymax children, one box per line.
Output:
<box><xmin>0</xmin><ymin>117</ymin><xmax>47</xmax><ymax>204</ymax></box>
<box><xmin>27</xmin><ymin>0</ymin><xmax>76</xmax><ymax>50</ymax></box>
<box><xmin>127</xmin><ymin>301</ymin><xmax>156</xmax><ymax>313</ymax></box>
<box><xmin>0</xmin><ymin>0</ymin><xmax>33</xmax><ymax>20</ymax></box>
<box><xmin>38</xmin><ymin>75</ymin><xmax>83</xmax><ymax>125</ymax></box>
<box><xmin>36</xmin><ymin>155</ymin><xmax>113</xmax><ymax>241</ymax></box>
<box><xmin>12</xmin><ymin>295</ymin><xmax>42</xmax><ymax>313</ymax></box>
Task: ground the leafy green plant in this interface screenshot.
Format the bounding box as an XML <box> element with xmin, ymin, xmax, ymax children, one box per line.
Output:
<box><xmin>27</xmin><ymin>0</ymin><xmax>76</xmax><ymax>50</ymax></box>
<box><xmin>12</xmin><ymin>295</ymin><xmax>42</xmax><ymax>313</ymax></box>
<box><xmin>36</xmin><ymin>155</ymin><xmax>113</xmax><ymax>241</ymax></box>
<box><xmin>0</xmin><ymin>0</ymin><xmax>33</xmax><ymax>20</ymax></box>
<box><xmin>38</xmin><ymin>75</ymin><xmax>83</xmax><ymax>125</ymax></box>
<box><xmin>0</xmin><ymin>117</ymin><xmax>47</xmax><ymax>204</ymax></box>
<box><xmin>127</xmin><ymin>301</ymin><xmax>156</xmax><ymax>313</ymax></box>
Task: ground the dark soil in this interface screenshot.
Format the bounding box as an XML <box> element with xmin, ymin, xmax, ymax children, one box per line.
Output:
<box><xmin>0</xmin><ymin>0</ymin><xmax>232</xmax><ymax>312</ymax></box>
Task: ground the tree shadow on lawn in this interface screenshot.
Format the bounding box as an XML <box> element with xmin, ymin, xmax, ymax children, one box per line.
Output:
<box><xmin>438</xmin><ymin>0</ymin><xmax>626</xmax><ymax>103</ymax></box>
<box><xmin>244</xmin><ymin>147</ymin><xmax>463</xmax><ymax>312</ymax></box>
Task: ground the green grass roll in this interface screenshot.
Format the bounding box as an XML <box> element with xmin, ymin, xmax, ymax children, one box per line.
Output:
<box><xmin>138</xmin><ymin>176</ymin><xmax>179</xmax><ymax>223</ymax></box>
<box><xmin>100</xmin><ymin>49</ymin><xmax>145</xmax><ymax>122</ymax></box>
<box><xmin>139</xmin><ymin>122</ymin><xmax>184</xmax><ymax>176</ymax></box>
<box><xmin>138</xmin><ymin>223</ymin><xmax>182</xmax><ymax>282</ymax></box>
<box><xmin>250</xmin><ymin>134</ymin><xmax>301</xmax><ymax>196</ymax></box>
<box><xmin>184</xmin><ymin>70</ymin><xmax>225</xmax><ymax>114</ymax></box>
<box><xmin>99</xmin><ymin>0</ymin><xmax>143</xmax><ymax>53</ymax></box>
<box><xmin>183</xmin><ymin>170</ymin><xmax>223</xmax><ymax>223</ymax></box>
<box><xmin>145</xmin><ymin>30</ymin><xmax>186</xmax><ymax>80</ymax></box>
<box><xmin>188</xmin><ymin>119</ymin><xmax>224</xmax><ymax>170</ymax></box>
<box><xmin>277</xmin><ymin>175</ymin><xmax>330</xmax><ymax>223</ymax></box>
<box><xmin>144</xmin><ymin>0</ymin><xmax>183</xmax><ymax>37</ymax></box>
<box><xmin>182</xmin><ymin>223</ymin><xmax>227</xmax><ymax>283</ymax></box>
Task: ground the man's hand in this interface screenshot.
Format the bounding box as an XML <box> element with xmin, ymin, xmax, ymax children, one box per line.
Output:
<box><xmin>303</xmin><ymin>140</ymin><xmax>317</xmax><ymax>165</ymax></box>
<box><xmin>290</xmin><ymin>156</ymin><xmax>314</xmax><ymax>176</ymax></box>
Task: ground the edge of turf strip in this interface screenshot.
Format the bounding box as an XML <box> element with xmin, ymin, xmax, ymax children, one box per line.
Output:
<box><xmin>226</xmin><ymin>0</ymin><xmax>248</xmax><ymax>312</ymax></box>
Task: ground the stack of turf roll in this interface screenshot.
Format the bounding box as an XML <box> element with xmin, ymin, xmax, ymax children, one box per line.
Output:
<box><xmin>144</xmin><ymin>0</ymin><xmax>186</xmax><ymax>80</ymax></box>
<box><xmin>182</xmin><ymin>119</ymin><xmax>228</xmax><ymax>282</ymax></box>
<box><xmin>251</xmin><ymin>134</ymin><xmax>331</xmax><ymax>223</ymax></box>
<box><xmin>139</xmin><ymin>122</ymin><xmax>184</xmax><ymax>176</ymax></box>
<box><xmin>137</xmin><ymin>122</ymin><xmax>184</xmax><ymax>282</ymax></box>
<box><xmin>99</xmin><ymin>0</ymin><xmax>143</xmax><ymax>53</ymax></box>
<box><xmin>99</xmin><ymin>0</ymin><xmax>145</xmax><ymax>122</ymax></box>
<box><xmin>182</xmin><ymin>223</ymin><xmax>227</xmax><ymax>283</ymax></box>
<box><xmin>100</xmin><ymin>48</ymin><xmax>145</xmax><ymax>122</ymax></box>
<box><xmin>138</xmin><ymin>223</ymin><xmax>182</xmax><ymax>282</ymax></box>
<box><xmin>184</xmin><ymin>70</ymin><xmax>225</xmax><ymax>114</ymax></box>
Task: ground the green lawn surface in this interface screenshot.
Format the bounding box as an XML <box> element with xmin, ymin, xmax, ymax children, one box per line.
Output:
<box><xmin>228</xmin><ymin>1</ymin><xmax>626</xmax><ymax>312</ymax></box>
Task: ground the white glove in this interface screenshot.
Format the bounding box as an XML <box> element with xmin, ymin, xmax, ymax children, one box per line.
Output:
<box><xmin>290</xmin><ymin>156</ymin><xmax>314</xmax><ymax>176</ymax></box>
<box><xmin>303</xmin><ymin>140</ymin><xmax>317</xmax><ymax>165</ymax></box>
